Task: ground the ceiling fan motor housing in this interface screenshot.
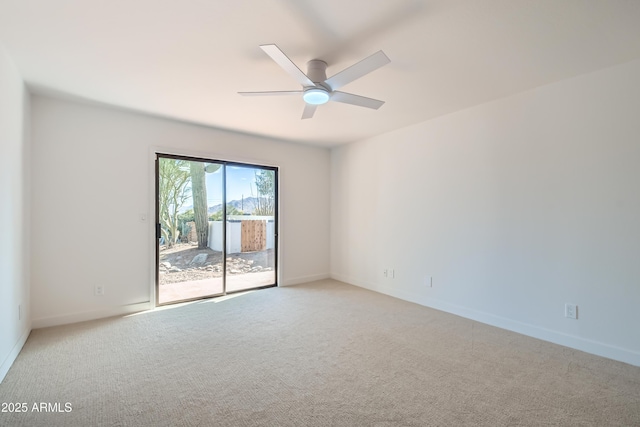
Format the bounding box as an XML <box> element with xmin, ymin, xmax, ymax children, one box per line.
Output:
<box><xmin>306</xmin><ymin>59</ymin><xmax>328</xmax><ymax>85</ymax></box>
<box><xmin>303</xmin><ymin>60</ymin><xmax>331</xmax><ymax>104</ymax></box>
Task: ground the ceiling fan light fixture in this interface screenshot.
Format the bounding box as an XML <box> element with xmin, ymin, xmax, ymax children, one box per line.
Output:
<box><xmin>303</xmin><ymin>88</ymin><xmax>330</xmax><ymax>105</ymax></box>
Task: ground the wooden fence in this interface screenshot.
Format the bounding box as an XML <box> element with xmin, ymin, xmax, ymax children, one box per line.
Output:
<box><xmin>241</xmin><ymin>220</ymin><xmax>267</xmax><ymax>252</ymax></box>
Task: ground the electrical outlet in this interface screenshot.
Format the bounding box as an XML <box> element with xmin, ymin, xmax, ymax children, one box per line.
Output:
<box><xmin>425</xmin><ymin>276</ymin><xmax>432</xmax><ymax>287</ymax></box>
<box><xmin>565</xmin><ymin>303</ymin><xmax>577</xmax><ymax>319</ymax></box>
<box><xmin>390</xmin><ymin>269</ymin><xmax>395</xmax><ymax>279</ymax></box>
<box><xmin>383</xmin><ymin>269</ymin><xmax>388</xmax><ymax>278</ymax></box>
<box><xmin>95</xmin><ymin>285</ymin><xmax>105</xmax><ymax>296</ymax></box>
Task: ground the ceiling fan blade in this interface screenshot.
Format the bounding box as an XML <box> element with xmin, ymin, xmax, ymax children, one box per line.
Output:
<box><xmin>238</xmin><ymin>90</ymin><xmax>303</xmax><ymax>96</ymax></box>
<box><xmin>301</xmin><ymin>103</ymin><xmax>317</xmax><ymax>119</ymax></box>
<box><xmin>325</xmin><ymin>50</ymin><xmax>390</xmax><ymax>91</ymax></box>
<box><xmin>260</xmin><ymin>44</ymin><xmax>315</xmax><ymax>87</ymax></box>
<box><xmin>331</xmin><ymin>91</ymin><xmax>385</xmax><ymax>109</ymax></box>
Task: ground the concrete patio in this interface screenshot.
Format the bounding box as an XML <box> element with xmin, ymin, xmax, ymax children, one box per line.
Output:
<box><xmin>158</xmin><ymin>270</ymin><xmax>276</xmax><ymax>304</ymax></box>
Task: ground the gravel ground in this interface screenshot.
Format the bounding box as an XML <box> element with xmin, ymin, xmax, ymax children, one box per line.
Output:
<box><xmin>158</xmin><ymin>243</ymin><xmax>274</xmax><ymax>285</ymax></box>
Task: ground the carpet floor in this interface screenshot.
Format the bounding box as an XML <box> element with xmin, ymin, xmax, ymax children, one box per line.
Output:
<box><xmin>1</xmin><ymin>279</ymin><xmax>639</xmax><ymax>426</ymax></box>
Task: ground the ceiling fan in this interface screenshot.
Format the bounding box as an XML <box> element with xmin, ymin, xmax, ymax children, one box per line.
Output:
<box><xmin>239</xmin><ymin>44</ymin><xmax>390</xmax><ymax>119</ymax></box>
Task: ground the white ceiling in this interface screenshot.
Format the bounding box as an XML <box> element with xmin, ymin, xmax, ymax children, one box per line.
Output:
<box><xmin>2</xmin><ymin>0</ymin><xmax>640</xmax><ymax>147</ymax></box>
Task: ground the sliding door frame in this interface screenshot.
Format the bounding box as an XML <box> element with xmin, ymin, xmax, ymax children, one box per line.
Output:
<box><xmin>155</xmin><ymin>152</ymin><xmax>279</xmax><ymax>306</ymax></box>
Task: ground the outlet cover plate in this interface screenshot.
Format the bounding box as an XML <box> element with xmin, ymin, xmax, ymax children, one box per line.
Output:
<box><xmin>565</xmin><ymin>303</ymin><xmax>577</xmax><ymax>319</ymax></box>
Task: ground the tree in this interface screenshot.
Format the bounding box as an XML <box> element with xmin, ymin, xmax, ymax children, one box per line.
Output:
<box><xmin>190</xmin><ymin>161</ymin><xmax>209</xmax><ymax>249</ymax></box>
<box><xmin>158</xmin><ymin>158</ymin><xmax>190</xmax><ymax>247</ymax></box>
<box><xmin>253</xmin><ymin>169</ymin><xmax>275</xmax><ymax>215</ymax></box>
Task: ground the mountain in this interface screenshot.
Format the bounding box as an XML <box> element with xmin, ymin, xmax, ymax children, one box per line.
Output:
<box><xmin>208</xmin><ymin>197</ymin><xmax>265</xmax><ymax>215</ymax></box>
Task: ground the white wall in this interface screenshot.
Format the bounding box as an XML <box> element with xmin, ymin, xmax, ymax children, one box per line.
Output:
<box><xmin>331</xmin><ymin>59</ymin><xmax>640</xmax><ymax>366</ymax></box>
<box><xmin>30</xmin><ymin>96</ymin><xmax>330</xmax><ymax>327</ymax></box>
<box><xmin>0</xmin><ymin>46</ymin><xmax>30</xmax><ymax>382</ymax></box>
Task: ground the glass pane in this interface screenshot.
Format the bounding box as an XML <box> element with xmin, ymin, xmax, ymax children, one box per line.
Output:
<box><xmin>157</xmin><ymin>157</ymin><xmax>224</xmax><ymax>304</ymax></box>
<box><xmin>224</xmin><ymin>165</ymin><xmax>276</xmax><ymax>292</ymax></box>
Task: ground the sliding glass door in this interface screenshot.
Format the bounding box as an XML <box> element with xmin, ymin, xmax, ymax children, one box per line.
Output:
<box><xmin>225</xmin><ymin>165</ymin><xmax>277</xmax><ymax>292</ymax></box>
<box><xmin>156</xmin><ymin>154</ymin><xmax>277</xmax><ymax>305</ymax></box>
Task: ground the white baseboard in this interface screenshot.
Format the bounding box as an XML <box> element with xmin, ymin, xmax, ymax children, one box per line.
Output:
<box><xmin>0</xmin><ymin>327</ymin><xmax>31</xmax><ymax>383</ymax></box>
<box><xmin>331</xmin><ymin>274</ymin><xmax>640</xmax><ymax>367</ymax></box>
<box><xmin>281</xmin><ymin>273</ymin><xmax>330</xmax><ymax>287</ymax></box>
<box><xmin>414</xmin><ymin>294</ymin><xmax>640</xmax><ymax>367</ymax></box>
<box><xmin>32</xmin><ymin>301</ymin><xmax>153</xmax><ymax>329</ymax></box>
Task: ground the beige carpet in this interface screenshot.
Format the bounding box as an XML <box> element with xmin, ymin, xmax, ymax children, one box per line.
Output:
<box><xmin>1</xmin><ymin>279</ymin><xmax>639</xmax><ymax>426</ymax></box>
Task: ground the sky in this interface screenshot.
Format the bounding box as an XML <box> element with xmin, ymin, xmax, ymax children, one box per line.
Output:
<box><xmin>206</xmin><ymin>164</ymin><xmax>261</xmax><ymax>207</ymax></box>
<box><xmin>161</xmin><ymin>158</ymin><xmax>272</xmax><ymax>213</ymax></box>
